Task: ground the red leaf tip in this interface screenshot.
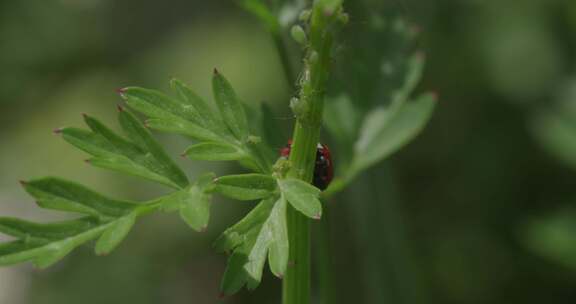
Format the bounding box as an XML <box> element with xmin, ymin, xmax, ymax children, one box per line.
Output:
<box><xmin>53</xmin><ymin>128</ymin><xmax>63</xmax><ymax>135</ymax></box>
<box><xmin>19</xmin><ymin>180</ymin><xmax>28</xmax><ymax>186</ymax></box>
<box><xmin>116</xmin><ymin>87</ymin><xmax>127</xmax><ymax>95</ymax></box>
<box><xmin>117</xmin><ymin>105</ymin><xmax>124</xmax><ymax>112</ymax></box>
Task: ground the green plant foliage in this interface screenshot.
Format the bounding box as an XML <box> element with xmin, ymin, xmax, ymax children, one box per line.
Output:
<box><xmin>0</xmin><ymin>71</ymin><xmax>294</xmax><ymax>297</ymax></box>
<box><xmin>531</xmin><ymin>109</ymin><xmax>576</xmax><ymax>170</ymax></box>
<box><xmin>122</xmin><ymin>72</ymin><xmax>292</xmax><ymax>295</ymax></box>
<box><xmin>95</xmin><ymin>214</ymin><xmax>136</xmax><ymax>256</ymax></box>
<box><xmin>184</xmin><ymin>142</ymin><xmax>246</xmax><ymax>161</ymax></box>
<box><xmin>351</xmin><ymin>92</ymin><xmax>436</xmax><ymax>175</ymax></box>
<box><xmin>214</xmin><ymin>174</ymin><xmax>278</xmax><ymax>201</ymax></box>
<box><xmin>212</xmin><ymin>70</ymin><xmax>251</xmax><ymax>141</ymax></box>
<box><xmin>0</xmin><ymin>1</ymin><xmax>437</xmax><ymax>301</ymax></box>
<box><xmin>121</xmin><ymin>71</ymin><xmax>271</xmax><ymax>173</ymax></box>
<box><xmin>216</xmin><ymin>196</ymin><xmax>290</xmax><ymax>294</ymax></box>
<box><xmin>238</xmin><ymin>0</ymin><xmax>279</xmax><ymax>33</ymax></box>
<box><xmin>0</xmin><ymin>109</ymin><xmax>201</xmax><ymax>267</ymax></box>
<box><xmin>61</xmin><ymin>110</ymin><xmax>188</xmax><ymax>189</ymax></box>
<box><xmin>323</xmin><ymin>17</ymin><xmax>436</xmax><ymax>193</ymax></box>
<box><xmin>22</xmin><ymin>177</ymin><xmax>137</xmax><ymax>218</ymax></box>
<box><xmin>279</xmin><ymin>178</ymin><xmax>322</xmax><ymax>219</ymax></box>
<box><xmin>522</xmin><ymin>209</ymin><xmax>576</xmax><ymax>271</ymax></box>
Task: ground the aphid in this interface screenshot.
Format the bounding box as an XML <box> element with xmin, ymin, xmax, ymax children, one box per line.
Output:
<box><xmin>280</xmin><ymin>139</ymin><xmax>334</xmax><ymax>190</ymax></box>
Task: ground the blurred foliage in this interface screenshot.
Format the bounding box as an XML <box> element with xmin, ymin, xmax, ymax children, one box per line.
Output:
<box><xmin>2</xmin><ymin>0</ymin><xmax>576</xmax><ymax>303</ymax></box>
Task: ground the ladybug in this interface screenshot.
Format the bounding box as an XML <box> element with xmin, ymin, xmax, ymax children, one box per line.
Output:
<box><xmin>280</xmin><ymin>139</ymin><xmax>334</xmax><ymax>190</ymax></box>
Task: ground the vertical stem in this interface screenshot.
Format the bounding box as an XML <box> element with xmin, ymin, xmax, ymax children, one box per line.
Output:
<box><xmin>283</xmin><ymin>203</ymin><xmax>311</xmax><ymax>304</ymax></box>
<box><xmin>282</xmin><ymin>2</ymin><xmax>343</xmax><ymax>304</ymax></box>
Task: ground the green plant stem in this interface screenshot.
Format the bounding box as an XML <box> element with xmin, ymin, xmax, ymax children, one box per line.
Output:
<box><xmin>283</xmin><ymin>3</ymin><xmax>342</xmax><ymax>304</ymax></box>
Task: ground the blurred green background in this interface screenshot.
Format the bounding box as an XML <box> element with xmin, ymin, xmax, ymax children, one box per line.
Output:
<box><xmin>2</xmin><ymin>0</ymin><xmax>576</xmax><ymax>303</ymax></box>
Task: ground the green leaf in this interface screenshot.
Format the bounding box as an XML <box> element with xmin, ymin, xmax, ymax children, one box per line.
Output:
<box><xmin>0</xmin><ymin>222</ymin><xmax>108</xmax><ymax>267</ymax></box>
<box><xmin>352</xmin><ymin>92</ymin><xmax>436</xmax><ymax>174</ymax></box>
<box><xmin>218</xmin><ymin>197</ymin><xmax>287</xmax><ymax>294</ymax></box>
<box><xmin>184</xmin><ymin>142</ymin><xmax>245</xmax><ymax>161</ymax></box>
<box><xmin>32</xmin><ymin>224</ymin><xmax>109</xmax><ymax>268</ymax></box>
<box><xmin>95</xmin><ymin>214</ymin><xmax>136</xmax><ymax>255</ymax></box>
<box><xmin>239</xmin><ymin>0</ymin><xmax>279</xmax><ymax>33</ymax></box>
<box><xmin>243</xmin><ymin>229</ymin><xmax>268</xmax><ymax>289</ymax></box>
<box><xmin>171</xmin><ymin>78</ymin><xmax>227</xmax><ymax>136</ymax></box>
<box><xmin>33</xmin><ymin>243</ymin><xmax>76</xmax><ymax>269</ymax></box>
<box><xmin>214</xmin><ymin>174</ymin><xmax>277</xmax><ymax>201</ymax></box>
<box><xmin>324</xmin><ymin>94</ymin><xmax>360</xmax><ymax>144</ymax></box>
<box><xmin>60</xmin><ymin>127</ymin><xmax>120</xmax><ymax>158</ymax></box>
<box><xmin>82</xmin><ymin>114</ymin><xmax>140</xmax><ymax>154</ymax></box>
<box><xmin>121</xmin><ymin>87</ymin><xmax>202</xmax><ymax>123</ymax></box>
<box><xmin>118</xmin><ymin>109</ymin><xmax>189</xmax><ymax>188</ymax></box>
<box><xmin>87</xmin><ymin>156</ymin><xmax>181</xmax><ymax>189</ymax></box>
<box><xmin>22</xmin><ymin>177</ymin><xmax>137</xmax><ymax>217</ymax></box>
<box><xmin>522</xmin><ymin>209</ymin><xmax>576</xmax><ymax>271</ymax></box>
<box><xmin>170</xmin><ymin>79</ymin><xmax>225</xmax><ymax>131</ymax></box>
<box><xmin>266</xmin><ymin>197</ymin><xmax>289</xmax><ymax>278</ymax></box>
<box><xmin>212</xmin><ymin>70</ymin><xmax>250</xmax><ymax>141</ymax></box>
<box><xmin>214</xmin><ymin>198</ymin><xmax>275</xmax><ymax>253</ymax></box>
<box><xmin>145</xmin><ymin>117</ymin><xmax>222</xmax><ymax>142</ymax></box>
<box><xmin>279</xmin><ymin>178</ymin><xmax>322</xmax><ymax>219</ymax></box>
<box><xmin>531</xmin><ymin>110</ymin><xmax>576</xmax><ymax>170</ymax></box>
<box><xmin>382</xmin><ymin>52</ymin><xmax>426</xmax><ymax>117</ymax></box>
<box><xmin>122</xmin><ymin>87</ymin><xmax>223</xmax><ymax>142</ymax></box>
<box><xmin>221</xmin><ymin>246</ymin><xmax>253</xmax><ymax>295</ymax></box>
<box><xmin>0</xmin><ymin>241</ymin><xmax>32</xmax><ymax>257</ymax></box>
<box><xmin>0</xmin><ymin>217</ymin><xmax>96</xmax><ymax>241</ymax></box>
<box><xmin>179</xmin><ymin>173</ymin><xmax>215</xmax><ymax>231</ymax></box>
<box><xmin>220</xmin><ymin>217</ymin><xmax>267</xmax><ymax>294</ymax></box>
<box><xmin>400</xmin><ymin>52</ymin><xmax>425</xmax><ymax>102</ymax></box>
<box><xmin>62</xmin><ymin>112</ymin><xmax>189</xmax><ymax>189</ymax></box>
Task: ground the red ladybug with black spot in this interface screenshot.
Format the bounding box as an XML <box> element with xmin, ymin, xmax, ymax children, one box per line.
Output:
<box><xmin>280</xmin><ymin>140</ymin><xmax>334</xmax><ymax>190</ymax></box>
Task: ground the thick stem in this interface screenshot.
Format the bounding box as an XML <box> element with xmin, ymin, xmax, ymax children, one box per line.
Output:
<box><xmin>283</xmin><ymin>203</ymin><xmax>311</xmax><ymax>303</ymax></box>
<box><xmin>282</xmin><ymin>3</ymin><xmax>343</xmax><ymax>304</ymax></box>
